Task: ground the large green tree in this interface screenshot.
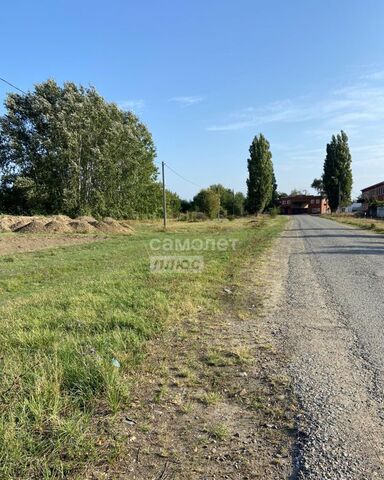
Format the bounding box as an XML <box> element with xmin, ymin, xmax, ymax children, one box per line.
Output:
<box><xmin>246</xmin><ymin>134</ymin><xmax>274</xmax><ymax>214</ymax></box>
<box><xmin>322</xmin><ymin>131</ymin><xmax>353</xmax><ymax>212</ymax></box>
<box><xmin>0</xmin><ymin>80</ymin><xmax>158</xmax><ymax>218</ymax></box>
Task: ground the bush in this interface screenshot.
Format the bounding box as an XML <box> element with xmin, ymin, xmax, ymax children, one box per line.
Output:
<box><xmin>269</xmin><ymin>206</ymin><xmax>280</xmax><ymax>218</ymax></box>
<box><xmin>186</xmin><ymin>211</ymin><xmax>207</xmax><ymax>222</ymax></box>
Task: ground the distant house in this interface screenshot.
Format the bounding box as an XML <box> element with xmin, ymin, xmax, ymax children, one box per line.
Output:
<box><xmin>361</xmin><ymin>181</ymin><xmax>384</xmax><ymax>216</ymax></box>
<box><xmin>279</xmin><ymin>195</ymin><xmax>330</xmax><ymax>215</ymax></box>
<box><xmin>361</xmin><ymin>181</ymin><xmax>384</xmax><ymax>203</ymax></box>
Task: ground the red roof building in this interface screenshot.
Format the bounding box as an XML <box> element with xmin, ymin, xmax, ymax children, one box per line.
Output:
<box><xmin>280</xmin><ymin>195</ymin><xmax>330</xmax><ymax>215</ymax></box>
<box><xmin>361</xmin><ymin>181</ymin><xmax>384</xmax><ymax>202</ymax></box>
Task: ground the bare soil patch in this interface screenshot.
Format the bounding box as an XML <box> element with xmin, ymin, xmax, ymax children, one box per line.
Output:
<box><xmin>0</xmin><ymin>234</ymin><xmax>105</xmax><ymax>256</ymax></box>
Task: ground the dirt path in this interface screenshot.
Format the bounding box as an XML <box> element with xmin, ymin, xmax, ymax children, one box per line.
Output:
<box><xmin>0</xmin><ymin>234</ymin><xmax>105</xmax><ymax>256</ymax></box>
<box><xmin>86</xmin><ymin>241</ymin><xmax>297</xmax><ymax>479</ymax></box>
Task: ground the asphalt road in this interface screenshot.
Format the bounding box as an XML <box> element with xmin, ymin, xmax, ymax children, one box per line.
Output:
<box><xmin>273</xmin><ymin>215</ymin><xmax>384</xmax><ymax>479</ymax></box>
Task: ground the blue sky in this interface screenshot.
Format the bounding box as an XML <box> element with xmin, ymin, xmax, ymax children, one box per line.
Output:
<box><xmin>1</xmin><ymin>0</ymin><xmax>384</xmax><ymax>199</ymax></box>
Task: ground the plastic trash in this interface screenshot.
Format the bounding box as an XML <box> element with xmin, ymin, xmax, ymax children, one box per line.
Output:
<box><xmin>111</xmin><ymin>358</ymin><xmax>121</xmax><ymax>368</ymax></box>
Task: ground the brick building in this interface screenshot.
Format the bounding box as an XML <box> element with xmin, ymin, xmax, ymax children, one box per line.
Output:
<box><xmin>361</xmin><ymin>181</ymin><xmax>384</xmax><ymax>203</ymax></box>
<box><xmin>280</xmin><ymin>195</ymin><xmax>330</xmax><ymax>215</ymax></box>
<box><xmin>361</xmin><ymin>181</ymin><xmax>384</xmax><ymax>216</ymax></box>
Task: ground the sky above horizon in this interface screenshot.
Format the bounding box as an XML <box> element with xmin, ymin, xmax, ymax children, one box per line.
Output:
<box><xmin>1</xmin><ymin>0</ymin><xmax>384</xmax><ymax>200</ymax></box>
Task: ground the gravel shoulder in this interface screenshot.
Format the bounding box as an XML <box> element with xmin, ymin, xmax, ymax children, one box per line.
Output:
<box><xmin>269</xmin><ymin>215</ymin><xmax>384</xmax><ymax>479</ymax></box>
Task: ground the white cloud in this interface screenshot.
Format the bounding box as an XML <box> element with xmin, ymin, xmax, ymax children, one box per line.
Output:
<box><xmin>363</xmin><ymin>70</ymin><xmax>384</xmax><ymax>81</ymax></box>
<box><xmin>169</xmin><ymin>95</ymin><xmax>203</xmax><ymax>107</ymax></box>
<box><xmin>119</xmin><ymin>99</ymin><xmax>145</xmax><ymax>111</ymax></box>
<box><xmin>207</xmin><ymin>72</ymin><xmax>384</xmax><ymax>132</ymax></box>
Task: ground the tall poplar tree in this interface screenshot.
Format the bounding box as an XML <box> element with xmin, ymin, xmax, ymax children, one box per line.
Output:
<box><xmin>322</xmin><ymin>130</ymin><xmax>352</xmax><ymax>212</ymax></box>
<box><xmin>246</xmin><ymin>134</ymin><xmax>274</xmax><ymax>214</ymax></box>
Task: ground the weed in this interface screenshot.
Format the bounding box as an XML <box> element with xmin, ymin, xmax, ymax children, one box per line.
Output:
<box><xmin>154</xmin><ymin>384</ymin><xmax>168</xmax><ymax>403</ymax></box>
<box><xmin>204</xmin><ymin>350</ymin><xmax>229</xmax><ymax>367</ymax></box>
<box><xmin>179</xmin><ymin>401</ymin><xmax>194</xmax><ymax>414</ymax></box>
<box><xmin>198</xmin><ymin>391</ymin><xmax>221</xmax><ymax>406</ymax></box>
<box><xmin>206</xmin><ymin>422</ymin><xmax>230</xmax><ymax>440</ymax></box>
<box><xmin>138</xmin><ymin>422</ymin><xmax>151</xmax><ymax>433</ymax></box>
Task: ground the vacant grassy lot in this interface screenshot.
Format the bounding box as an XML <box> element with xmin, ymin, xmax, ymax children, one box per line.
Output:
<box><xmin>324</xmin><ymin>214</ymin><xmax>384</xmax><ymax>234</ymax></box>
<box><xmin>0</xmin><ymin>216</ymin><xmax>287</xmax><ymax>479</ymax></box>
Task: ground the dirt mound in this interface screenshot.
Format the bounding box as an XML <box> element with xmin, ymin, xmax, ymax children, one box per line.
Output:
<box><xmin>15</xmin><ymin>219</ymin><xmax>48</xmax><ymax>233</ymax></box>
<box><xmin>90</xmin><ymin>221</ymin><xmax>116</xmax><ymax>233</ymax></box>
<box><xmin>89</xmin><ymin>220</ymin><xmax>131</xmax><ymax>234</ymax></box>
<box><xmin>51</xmin><ymin>215</ymin><xmax>72</xmax><ymax>222</ymax></box>
<box><xmin>69</xmin><ymin>220</ymin><xmax>96</xmax><ymax>234</ymax></box>
<box><xmin>0</xmin><ymin>217</ymin><xmax>13</xmax><ymax>232</ymax></box>
<box><xmin>76</xmin><ymin>215</ymin><xmax>97</xmax><ymax>223</ymax></box>
<box><xmin>103</xmin><ymin>217</ymin><xmax>117</xmax><ymax>224</ymax></box>
<box><xmin>0</xmin><ymin>224</ymin><xmax>11</xmax><ymax>233</ymax></box>
<box><xmin>102</xmin><ymin>217</ymin><xmax>134</xmax><ymax>233</ymax></box>
<box><xmin>2</xmin><ymin>214</ymin><xmax>133</xmax><ymax>235</ymax></box>
<box><xmin>10</xmin><ymin>218</ymin><xmax>31</xmax><ymax>231</ymax></box>
<box><xmin>116</xmin><ymin>219</ymin><xmax>135</xmax><ymax>232</ymax></box>
<box><xmin>44</xmin><ymin>220</ymin><xmax>72</xmax><ymax>233</ymax></box>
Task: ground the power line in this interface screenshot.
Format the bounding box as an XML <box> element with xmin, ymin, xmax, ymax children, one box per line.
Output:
<box><xmin>0</xmin><ymin>76</ymin><xmax>27</xmax><ymax>95</ymax></box>
<box><xmin>0</xmin><ymin>75</ymin><xmax>54</xmax><ymax>108</ymax></box>
<box><xmin>164</xmin><ymin>162</ymin><xmax>203</xmax><ymax>189</ymax></box>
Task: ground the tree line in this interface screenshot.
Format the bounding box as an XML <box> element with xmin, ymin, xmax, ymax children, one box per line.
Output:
<box><xmin>0</xmin><ymin>80</ymin><xmax>353</xmax><ymax>218</ymax></box>
<box><xmin>0</xmin><ymin>80</ymin><xmax>181</xmax><ymax>218</ymax></box>
<box><xmin>0</xmin><ymin>80</ymin><xmax>268</xmax><ymax>219</ymax></box>
<box><xmin>0</xmin><ymin>80</ymin><xmax>248</xmax><ymax>219</ymax></box>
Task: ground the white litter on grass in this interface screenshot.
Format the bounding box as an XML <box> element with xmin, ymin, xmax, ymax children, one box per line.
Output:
<box><xmin>111</xmin><ymin>358</ymin><xmax>121</xmax><ymax>368</ymax></box>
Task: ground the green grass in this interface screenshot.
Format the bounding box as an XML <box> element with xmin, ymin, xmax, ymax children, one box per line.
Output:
<box><xmin>0</xmin><ymin>216</ymin><xmax>287</xmax><ymax>478</ymax></box>
<box><xmin>323</xmin><ymin>214</ymin><xmax>384</xmax><ymax>234</ymax></box>
<box><xmin>205</xmin><ymin>422</ymin><xmax>230</xmax><ymax>440</ymax></box>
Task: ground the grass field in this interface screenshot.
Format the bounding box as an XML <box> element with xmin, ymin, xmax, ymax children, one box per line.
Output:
<box><xmin>324</xmin><ymin>214</ymin><xmax>384</xmax><ymax>234</ymax></box>
<box><xmin>0</xmin><ymin>216</ymin><xmax>287</xmax><ymax>479</ymax></box>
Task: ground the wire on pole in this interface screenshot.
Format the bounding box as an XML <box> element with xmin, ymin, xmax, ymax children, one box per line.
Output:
<box><xmin>0</xmin><ymin>76</ymin><xmax>27</xmax><ymax>95</ymax></box>
<box><xmin>164</xmin><ymin>162</ymin><xmax>203</xmax><ymax>189</ymax></box>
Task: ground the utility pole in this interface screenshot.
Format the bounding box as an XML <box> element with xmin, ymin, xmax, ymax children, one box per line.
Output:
<box><xmin>162</xmin><ymin>161</ymin><xmax>167</xmax><ymax>230</ymax></box>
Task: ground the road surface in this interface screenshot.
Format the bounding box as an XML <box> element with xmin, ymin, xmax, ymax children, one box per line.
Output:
<box><xmin>272</xmin><ymin>215</ymin><xmax>384</xmax><ymax>479</ymax></box>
